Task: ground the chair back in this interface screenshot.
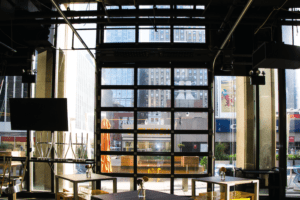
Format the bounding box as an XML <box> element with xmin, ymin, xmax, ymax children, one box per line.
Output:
<box><xmin>0</xmin><ymin>156</ymin><xmax>12</xmax><ymax>194</ymax></box>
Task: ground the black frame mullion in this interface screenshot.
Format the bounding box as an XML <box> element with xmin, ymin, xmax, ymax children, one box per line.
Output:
<box><xmin>134</xmin><ymin>66</ymin><xmax>138</xmax><ymax>190</ymax></box>
<box><xmin>170</xmin><ymin>64</ymin><xmax>175</xmax><ymax>194</ymax></box>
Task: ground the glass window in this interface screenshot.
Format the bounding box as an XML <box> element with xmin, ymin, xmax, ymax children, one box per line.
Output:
<box><xmin>138</xmin><ymin>90</ymin><xmax>171</xmax><ymax>107</ymax></box>
<box><xmin>101</xmin><ymin>111</ymin><xmax>134</xmax><ymax>130</ymax></box>
<box><xmin>138</xmin><ymin>68</ymin><xmax>170</xmax><ymax>85</ymax></box>
<box><xmin>103</xmin><ymin>155</ymin><xmax>134</xmax><ymax>173</ymax></box>
<box><xmin>138</xmin><ymin>156</ymin><xmax>171</xmax><ymax>174</ymax></box>
<box><xmin>104</xmin><ymin>26</ymin><xmax>136</xmax><ymax>43</ymax></box>
<box><xmin>175</xmin><ymin>112</ymin><xmax>208</xmax><ymax>130</ymax></box>
<box><xmin>174</xmin><ymin>68</ymin><xmax>208</xmax><ymax>86</ymax></box>
<box><xmin>102</xmin><ymin>68</ymin><xmax>134</xmax><ymax>85</ymax></box>
<box><xmin>138</xmin><ymin>112</ymin><xmax>171</xmax><ymax>130</ymax></box>
<box><xmin>138</xmin><ymin>134</ymin><xmax>171</xmax><ymax>152</ymax></box>
<box><xmin>175</xmin><ymin>90</ymin><xmax>208</xmax><ymax>108</ymax></box>
<box><xmin>174</xmin><ymin>26</ymin><xmax>205</xmax><ymax>43</ymax></box>
<box><xmin>177</xmin><ymin>5</ymin><xmax>194</xmax><ymax>9</ymax></box>
<box><xmin>101</xmin><ymin>90</ymin><xmax>134</xmax><ymax>107</ymax></box>
<box><xmin>174</xmin><ymin>156</ymin><xmax>206</xmax><ymax>174</ymax></box>
<box><xmin>175</xmin><ymin>135</ymin><xmax>208</xmax><ymax>152</ymax></box>
<box><xmin>122</xmin><ymin>5</ymin><xmax>136</xmax><ymax>9</ymax></box>
<box><xmin>139</xmin><ymin>26</ymin><xmax>170</xmax><ymax>43</ymax></box>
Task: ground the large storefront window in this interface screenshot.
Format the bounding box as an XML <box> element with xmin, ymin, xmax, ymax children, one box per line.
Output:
<box><xmin>99</xmin><ymin>67</ymin><xmax>211</xmax><ymax>194</ymax></box>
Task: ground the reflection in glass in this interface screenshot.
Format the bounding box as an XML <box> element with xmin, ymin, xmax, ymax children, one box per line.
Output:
<box><xmin>138</xmin><ymin>68</ymin><xmax>171</xmax><ymax>85</ymax></box>
<box><xmin>175</xmin><ymin>90</ymin><xmax>208</xmax><ymax>108</ymax></box>
<box><xmin>138</xmin><ymin>112</ymin><xmax>171</xmax><ymax>130</ymax></box>
<box><xmin>100</xmin><ymin>133</ymin><xmax>134</xmax><ymax>152</ymax></box>
<box><xmin>138</xmin><ymin>134</ymin><xmax>171</xmax><ymax>152</ymax></box>
<box><xmin>104</xmin><ymin>26</ymin><xmax>135</xmax><ymax>43</ymax></box>
<box><xmin>175</xmin><ymin>112</ymin><xmax>208</xmax><ymax>130</ymax></box>
<box><xmin>101</xmin><ymin>90</ymin><xmax>134</xmax><ymax>107</ymax></box>
<box><xmin>174</xmin><ymin>156</ymin><xmax>206</xmax><ymax>174</ymax></box>
<box><xmin>174</xmin><ymin>68</ymin><xmax>208</xmax><ymax>86</ymax></box>
<box><xmin>137</xmin><ymin>156</ymin><xmax>171</xmax><ymax>174</ymax></box>
<box><xmin>139</xmin><ymin>26</ymin><xmax>171</xmax><ymax>43</ymax></box>
<box><xmin>102</xmin><ymin>68</ymin><xmax>134</xmax><ymax>85</ymax></box>
<box><xmin>101</xmin><ymin>111</ymin><xmax>134</xmax><ymax>130</ymax></box>
<box><xmin>175</xmin><ymin>135</ymin><xmax>208</xmax><ymax>152</ymax></box>
<box><xmin>138</xmin><ymin>90</ymin><xmax>171</xmax><ymax>107</ymax></box>
<box><xmin>103</xmin><ymin>155</ymin><xmax>134</xmax><ymax>173</ymax></box>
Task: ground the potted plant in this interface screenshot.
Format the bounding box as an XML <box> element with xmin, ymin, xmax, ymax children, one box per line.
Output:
<box><xmin>178</xmin><ymin>143</ymin><xmax>185</xmax><ymax>152</ymax></box>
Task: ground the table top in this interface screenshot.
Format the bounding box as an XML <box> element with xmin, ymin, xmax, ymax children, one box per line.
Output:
<box><xmin>193</xmin><ymin>176</ymin><xmax>258</xmax><ymax>185</ymax></box>
<box><xmin>56</xmin><ymin>173</ymin><xmax>116</xmax><ymax>183</ymax></box>
<box><xmin>91</xmin><ymin>190</ymin><xmax>192</xmax><ymax>200</ymax></box>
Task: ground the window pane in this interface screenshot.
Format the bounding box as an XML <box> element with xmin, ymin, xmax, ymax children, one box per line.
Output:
<box><xmin>122</xmin><ymin>5</ymin><xmax>136</xmax><ymax>9</ymax></box>
<box><xmin>101</xmin><ymin>111</ymin><xmax>134</xmax><ymax>130</ymax></box>
<box><xmin>174</xmin><ymin>178</ymin><xmax>207</xmax><ymax>196</ymax></box>
<box><xmin>106</xmin><ymin>6</ymin><xmax>119</xmax><ymax>10</ymax></box>
<box><xmin>104</xmin><ymin>26</ymin><xmax>135</xmax><ymax>43</ymax></box>
<box><xmin>139</xmin><ymin>26</ymin><xmax>170</xmax><ymax>43</ymax></box>
<box><xmin>101</xmin><ymin>90</ymin><xmax>134</xmax><ymax>107</ymax></box>
<box><xmin>139</xmin><ymin>5</ymin><xmax>153</xmax><ymax>9</ymax></box>
<box><xmin>74</xmin><ymin>30</ymin><xmax>96</xmax><ymax>48</ymax></box>
<box><xmin>157</xmin><ymin>5</ymin><xmax>170</xmax><ymax>9</ymax></box>
<box><xmin>103</xmin><ymin>155</ymin><xmax>133</xmax><ymax>173</ymax></box>
<box><xmin>138</xmin><ymin>68</ymin><xmax>171</xmax><ymax>85</ymax></box>
<box><xmin>138</xmin><ymin>90</ymin><xmax>171</xmax><ymax>107</ymax></box>
<box><xmin>137</xmin><ymin>156</ymin><xmax>171</xmax><ymax>174</ymax></box>
<box><xmin>138</xmin><ymin>177</ymin><xmax>170</xmax><ymax>193</ymax></box>
<box><xmin>138</xmin><ymin>112</ymin><xmax>171</xmax><ymax>130</ymax></box>
<box><xmin>177</xmin><ymin>5</ymin><xmax>194</xmax><ymax>9</ymax></box>
<box><xmin>175</xmin><ymin>135</ymin><xmax>208</xmax><ymax>152</ymax></box>
<box><xmin>175</xmin><ymin>90</ymin><xmax>208</xmax><ymax>108</ymax></box>
<box><xmin>101</xmin><ymin>177</ymin><xmax>134</xmax><ymax>193</ymax></box>
<box><xmin>175</xmin><ymin>112</ymin><xmax>208</xmax><ymax>130</ymax></box>
<box><xmin>101</xmin><ymin>133</ymin><xmax>134</xmax><ymax>152</ymax></box>
<box><xmin>173</xmin><ymin>26</ymin><xmax>205</xmax><ymax>43</ymax></box>
<box><xmin>174</xmin><ymin>156</ymin><xmax>206</xmax><ymax>174</ymax></box>
<box><xmin>138</xmin><ymin>134</ymin><xmax>171</xmax><ymax>152</ymax></box>
<box><xmin>174</xmin><ymin>68</ymin><xmax>208</xmax><ymax>86</ymax></box>
<box><xmin>102</xmin><ymin>68</ymin><xmax>134</xmax><ymax>85</ymax></box>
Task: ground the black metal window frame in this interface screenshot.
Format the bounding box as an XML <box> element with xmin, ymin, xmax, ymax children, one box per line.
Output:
<box><xmin>96</xmin><ymin>63</ymin><xmax>213</xmax><ymax>195</ymax></box>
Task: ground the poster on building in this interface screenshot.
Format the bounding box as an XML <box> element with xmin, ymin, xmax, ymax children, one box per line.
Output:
<box><xmin>220</xmin><ymin>79</ymin><xmax>236</xmax><ymax>113</ymax></box>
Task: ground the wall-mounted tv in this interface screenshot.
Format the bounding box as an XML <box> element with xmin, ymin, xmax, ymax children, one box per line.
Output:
<box><xmin>10</xmin><ymin>98</ymin><xmax>68</xmax><ymax>131</ymax></box>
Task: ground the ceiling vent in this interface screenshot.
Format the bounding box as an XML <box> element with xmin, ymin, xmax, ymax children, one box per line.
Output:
<box><xmin>253</xmin><ymin>42</ymin><xmax>300</xmax><ymax>69</ymax></box>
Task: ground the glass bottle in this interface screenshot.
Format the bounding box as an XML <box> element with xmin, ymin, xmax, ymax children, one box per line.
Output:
<box><xmin>86</xmin><ymin>168</ymin><xmax>92</xmax><ymax>178</ymax></box>
<box><xmin>220</xmin><ymin>171</ymin><xmax>225</xmax><ymax>181</ymax></box>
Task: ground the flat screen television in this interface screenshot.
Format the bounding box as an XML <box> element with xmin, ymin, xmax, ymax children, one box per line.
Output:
<box><xmin>10</xmin><ymin>98</ymin><xmax>68</xmax><ymax>131</ymax></box>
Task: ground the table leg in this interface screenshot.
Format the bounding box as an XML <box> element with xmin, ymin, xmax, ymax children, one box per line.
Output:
<box><xmin>288</xmin><ymin>169</ymin><xmax>293</xmax><ymax>187</ymax></box>
<box><xmin>73</xmin><ymin>182</ymin><xmax>78</xmax><ymax>200</ymax></box>
<box><xmin>254</xmin><ymin>181</ymin><xmax>259</xmax><ymax>200</ymax></box>
<box><xmin>113</xmin><ymin>178</ymin><xmax>117</xmax><ymax>193</ymax></box>
<box><xmin>12</xmin><ymin>166</ymin><xmax>17</xmax><ymax>176</ymax></box>
<box><xmin>55</xmin><ymin>177</ymin><xmax>59</xmax><ymax>200</ymax></box>
<box><xmin>225</xmin><ymin>185</ymin><xmax>230</xmax><ymax>200</ymax></box>
<box><xmin>192</xmin><ymin>179</ymin><xmax>195</xmax><ymax>197</ymax></box>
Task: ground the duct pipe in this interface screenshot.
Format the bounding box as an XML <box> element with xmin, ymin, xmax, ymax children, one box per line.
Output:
<box><xmin>0</xmin><ymin>41</ymin><xmax>17</xmax><ymax>53</ymax></box>
<box><xmin>50</xmin><ymin>0</ymin><xmax>95</xmax><ymax>61</ymax></box>
<box><xmin>212</xmin><ymin>0</ymin><xmax>253</xmax><ymax>73</ymax></box>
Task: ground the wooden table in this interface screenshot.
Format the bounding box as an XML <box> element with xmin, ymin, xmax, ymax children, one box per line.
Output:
<box><xmin>91</xmin><ymin>190</ymin><xmax>192</xmax><ymax>200</ymax></box>
<box><xmin>192</xmin><ymin>176</ymin><xmax>259</xmax><ymax>200</ymax></box>
<box><xmin>55</xmin><ymin>174</ymin><xmax>117</xmax><ymax>200</ymax></box>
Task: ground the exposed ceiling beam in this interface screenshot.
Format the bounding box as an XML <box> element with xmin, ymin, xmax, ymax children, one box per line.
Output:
<box><xmin>5</xmin><ymin>9</ymin><xmax>300</xmax><ymax>21</ymax></box>
<box><xmin>0</xmin><ymin>18</ymin><xmax>268</xmax><ymax>26</ymax></box>
<box><xmin>52</xmin><ymin>0</ymin><xmax>300</xmax><ymax>7</ymax></box>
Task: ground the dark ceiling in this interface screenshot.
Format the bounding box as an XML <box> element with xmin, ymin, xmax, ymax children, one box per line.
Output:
<box><xmin>0</xmin><ymin>0</ymin><xmax>300</xmax><ymax>75</ymax></box>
